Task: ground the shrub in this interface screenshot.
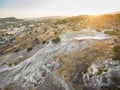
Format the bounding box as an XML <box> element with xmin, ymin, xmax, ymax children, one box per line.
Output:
<box><xmin>2</xmin><ymin>63</ymin><xmax>6</xmax><ymax>65</ymax></box>
<box><xmin>14</xmin><ymin>48</ymin><xmax>20</xmax><ymax>53</ymax></box>
<box><xmin>8</xmin><ymin>62</ymin><xmax>18</xmax><ymax>67</ymax></box>
<box><xmin>35</xmin><ymin>38</ymin><xmax>38</xmax><ymax>41</ymax></box>
<box><xmin>52</xmin><ymin>36</ymin><xmax>61</xmax><ymax>44</ymax></box>
<box><xmin>63</xmin><ymin>19</ymin><xmax>67</xmax><ymax>24</ymax></box>
<box><xmin>42</xmin><ymin>40</ymin><xmax>47</xmax><ymax>44</ymax></box>
<box><xmin>81</xmin><ymin>64</ymin><xmax>90</xmax><ymax>73</ymax></box>
<box><xmin>111</xmin><ymin>77</ymin><xmax>120</xmax><ymax>85</ymax></box>
<box><xmin>54</xmin><ymin>31</ymin><xmax>57</xmax><ymax>34</ymax></box>
<box><xmin>104</xmin><ymin>30</ymin><xmax>120</xmax><ymax>37</ymax></box>
<box><xmin>9</xmin><ymin>63</ymin><xmax>12</xmax><ymax>67</ymax></box>
<box><xmin>97</xmin><ymin>66</ymin><xmax>105</xmax><ymax>73</ymax></box>
<box><xmin>101</xmin><ymin>85</ymin><xmax>119</xmax><ymax>90</ymax></box>
<box><xmin>112</xmin><ymin>53</ymin><xmax>120</xmax><ymax>60</ymax></box>
<box><xmin>112</xmin><ymin>44</ymin><xmax>120</xmax><ymax>60</ymax></box>
<box><xmin>27</xmin><ymin>46</ymin><xmax>33</xmax><ymax>51</ymax></box>
<box><xmin>95</xmin><ymin>66</ymin><xmax>106</xmax><ymax>75</ymax></box>
<box><xmin>14</xmin><ymin>62</ymin><xmax>18</xmax><ymax>66</ymax></box>
<box><xmin>113</xmin><ymin>44</ymin><xmax>120</xmax><ymax>53</ymax></box>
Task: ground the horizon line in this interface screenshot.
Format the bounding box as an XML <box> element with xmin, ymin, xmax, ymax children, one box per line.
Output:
<box><xmin>0</xmin><ymin>11</ymin><xmax>120</xmax><ymax>19</ymax></box>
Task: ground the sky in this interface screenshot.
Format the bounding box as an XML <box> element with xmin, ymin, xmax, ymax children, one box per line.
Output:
<box><xmin>0</xmin><ymin>0</ymin><xmax>120</xmax><ymax>18</ymax></box>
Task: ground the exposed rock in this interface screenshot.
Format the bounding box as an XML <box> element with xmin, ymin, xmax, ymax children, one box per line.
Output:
<box><xmin>0</xmin><ymin>29</ymin><xmax>119</xmax><ymax>90</ymax></box>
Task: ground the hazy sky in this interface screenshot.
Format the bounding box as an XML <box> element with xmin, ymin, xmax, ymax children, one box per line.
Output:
<box><xmin>0</xmin><ymin>0</ymin><xmax>120</xmax><ymax>18</ymax></box>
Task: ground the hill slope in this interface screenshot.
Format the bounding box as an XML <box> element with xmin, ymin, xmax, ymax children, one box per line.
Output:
<box><xmin>68</xmin><ymin>13</ymin><xmax>120</xmax><ymax>31</ymax></box>
<box><xmin>0</xmin><ymin>12</ymin><xmax>120</xmax><ymax>90</ymax></box>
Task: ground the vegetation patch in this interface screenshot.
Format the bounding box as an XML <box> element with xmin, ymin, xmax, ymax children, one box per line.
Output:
<box><xmin>27</xmin><ymin>46</ymin><xmax>33</xmax><ymax>51</ymax></box>
<box><xmin>112</xmin><ymin>44</ymin><xmax>120</xmax><ymax>60</ymax></box>
<box><xmin>14</xmin><ymin>48</ymin><xmax>20</xmax><ymax>53</ymax></box>
<box><xmin>104</xmin><ymin>30</ymin><xmax>120</xmax><ymax>37</ymax></box>
<box><xmin>101</xmin><ymin>85</ymin><xmax>119</xmax><ymax>90</ymax></box>
<box><xmin>42</xmin><ymin>40</ymin><xmax>48</xmax><ymax>44</ymax></box>
<box><xmin>81</xmin><ymin>63</ymin><xmax>90</xmax><ymax>73</ymax></box>
<box><xmin>14</xmin><ymin>62</ymin><xmax>18</xmax><ymax>66</ymax></box>
<box><xmin>111</xmin><ymin>76</ymin><xmax>120</xmax><ymax>85</ymax></box>
<box><xmin>52</xmin><ymin>36</ymin><xmax>61</xmax><ymax>44</ymax></box>
<box><xmin>97</xmin><ymin>66</ymin><xmax>105</xmax><ymax>73</ymax></box>
<box><xmin>9</xmin><ymin>63</ymin><xmax>12</xmax><ymax>67</ymax></box>
<box><xmin>0</xmin><ymin>30</ymin><xmax>6</xmax><ymax>34</ymax></box>
<box><xmin>95</xmin><ymin>66</ymin><xmax>106</xmax><ymax>75</ymax></box>
<box><xmin>8</xmin><ymin>62</ymin><xmax>18</xmax><ymax>67</ymax></box>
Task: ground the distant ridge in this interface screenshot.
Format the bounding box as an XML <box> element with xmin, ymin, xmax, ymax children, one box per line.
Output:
<box><xmin>0</xmin><ymin>17</ymin><xmax>23</xmax><ymax>22</ymax></box>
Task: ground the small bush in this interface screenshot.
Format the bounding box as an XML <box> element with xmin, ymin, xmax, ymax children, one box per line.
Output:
<box><xmin>95</xmin><ymin>66</ymin><xmax>106</xmax><ymax>75</ymax></box>
<box><xmin>113</xmin><ymin>44</ymin><xmax>120</xmax><ymax>53</ymax></box>
<box><xmin>112</xmin><ymin>53</ymin><xmax>120</xmax><ymax>60</ymax></box>
<box><xmin>54</xmin><ymin>31</ymin><xmax>57</xmax><ymax>34</ymax></box>
<box><xmin>8</xmin><ymin>62</ymin><xmax>18</xmax><ymax>66</ymax></box>
<box><xmin>52</xmin><ymin>36</ymin><xmax>61</xmax><ymax>44</ymax></box>
<box><xmin>101</xmin><ymin>85</ymin><xmax>119</xmax><ymax>90</ymax></box>
<box><xmin>104</xmin><ymin>30</ymin><xmax>120</xmax><ymax>37</ymax></box>
<box><xmin>97</xmin><ymin>66</ymin><xmax>105</xmax><ymax>73</ymax></box>
<box><xmin>27</xmin><ymin>46</ymin><xmax>33</xmax><ymax>51</ymax></box>
<box><xmin>111</xmin><ymin>77</ymin><xmax>120</xmax><ymax>85</ymax></box>
<box><xmin>95</xmin><ymin>67</ymin><xmax>106</xmax><ymax>76</ymax></box>
<box><xmin>14</xmin><ymin>62</ymin><xmax>18</xmax><ymax>66</ymax></box>
<box><xmin>63</xmin><ymin>19</ymin><xmax>67</xmax><ymax>24</ymax></box>
<box><xmin>112</xmin><ymin>44</ymin><xmax>120</xmax><ymax>60</ymax></box>
<box><xmin>9</xmin><ymin>63</ymin><xmax>12</xmax><ymax>67</ymax></box>
<box><xmin>2</xmin><ymin>63</ymin><xmax>6</xmax><ymax>65</ymax></box>
<box><xmin>95</xmin><ymin>72</ymin><xmax>101</xmax><ymax>76</ymax></box>
<box><xmin>14</xmin><ymin>48</ymin><xmax>20</xmax><ymax>53</ymax></box>
<box><xmin>81</xmin><ymin>64</ymin><xmax>90</xmax><ymax>73</ymax></box>
<box><xmin>42</xmin><ymin>40</ymin><xmax>47</xmax><ymax>44</ymax></box>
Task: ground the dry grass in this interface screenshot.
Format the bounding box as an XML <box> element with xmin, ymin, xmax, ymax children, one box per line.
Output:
<box><xmin>55</xmin><ymin>40</ymin><xmax>113</xmax><ymax>83</ymax></box>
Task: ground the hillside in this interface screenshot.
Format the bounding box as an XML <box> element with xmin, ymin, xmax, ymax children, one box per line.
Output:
<box><xmin>0</xmin><ymin>12</ymin><xmax>120</xmax><ymax>90</ymax></box>
<box><xmin>68</xmin><ymin>13</ymin><xmax>120</xmax><ymax>31</ymax></box>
